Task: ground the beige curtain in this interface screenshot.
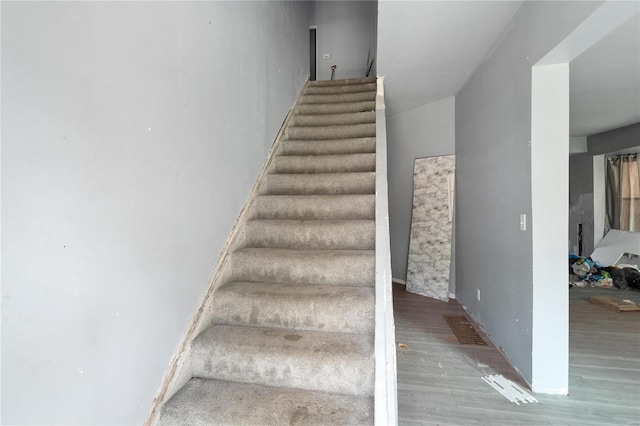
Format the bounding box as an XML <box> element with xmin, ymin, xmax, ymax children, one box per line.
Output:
<box><xmin>606</xmin><ymin>154</ymin><xmax>640</xmax><ymax>232</ymax></box>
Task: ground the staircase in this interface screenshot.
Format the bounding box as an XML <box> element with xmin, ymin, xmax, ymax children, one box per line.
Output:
<box><xmin>157</xmin><ymin>76</ymin><xmax>378</xmax><ymax>425</ymax></box>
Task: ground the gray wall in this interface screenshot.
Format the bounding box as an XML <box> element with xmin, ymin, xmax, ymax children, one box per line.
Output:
<box><xmin>312</xmin><ymin>1</ymin><xmax>377</xmax><ymax>81</ymax></box>
<box><xmin>386</xmin><ymin>97</ymin><xmax>455</xmax><ymax>281</ymax></box>
<box><xmin>569</xmin><ymin>153</ymin><xmax>595</xmax><ymax>255</ymax></box>
<box><xmin>455</xmin><ymin>1</ymin><xmax>600</xmax><ymax>384</ymax></box>
<box><xmin>1</xmin><ymin>2</ymin><xmax>309</xmax><ymax>424</ymax></box>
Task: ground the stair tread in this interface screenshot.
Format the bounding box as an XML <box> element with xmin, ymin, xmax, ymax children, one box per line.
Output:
<box><xmin>283</xmin><ymin>136</ymin><xmax>376</xmax><ymax>142</ymax></box>
<box><xmin>276</xmin><ymin>152</ymin><xmax>375</xmax><ymax>159</ymax></box>
<box><xmin>290</xmin><ymin>111</ymin><xmax>375</xmax><ymax>127</ymax></box>
<box><xmin>262</xmin><ymin>172</ymin><xmax>375</xmax><ymax>195</ymax></box>
<box><xmin>159</xmin><ymin>378</ymin><xmax>374</xmax><ymax>426</ymax></box>
<box><xmin>292</xmin><ymin>111</ymin><xmax>374</xmax><ymax>119</ymax></box>
<box><xmin>300</xmin><ymin>92</ymin><xmax>376</xmax><ymax>104</ymax></box>
<box><xmin>215</xmin><ymin>280</ymin><xmax>375</xmax><ymax>300</ymax></box>
<box><xmin>230</xmin><ymin>248</ymin><xmax>374</xmax><ymax>287</ymax></box>
<box><xmin>295</xmin><ymin>101</ymin><xmax>376</xmax><ymax>115</ymax></box>
<box><xmin>267</xmin><ymin>171</ymin><xmax>375</xmax><ymax>175</ymax></box>
<box><xmin>287</xmin><ymin>123</ymin><xmax>375</xmax><ymax>130</ymax></box>
<box><xmin>285</xmin><ymin>123</ymin><xmax>375</xmax><ymax>141</ymax></box>
<box><xmin>252</xmin><ymin>194</ymin><xmax>375</xmax><ymax>201</ymax></box>
<box><xmin>281</xmin><ymin>138</ymin><xmax>376</xmax><ymax>156</ymax></box>
<box><xmin>211</xmin><ymin>281</ymin><xmax>375</xmax><ymax>333</ymax></box>
<box><xmin>245</xmin><ymin>219</ymin><xmax>374</xmax><ymax>250</ymax></box>
<box><xmin>308</xmin><ymin>76</ymin><xmax>376</xmax><ymax>86</ymax></box>
<box><xmin>195</xmin><ymin>324</ymin><xmax>373</xmax><ymax>358</ymax></box>
<box><xmin>234</xmin><ymin>246</ymin><xmax>375</xmax><ymax>257</ymax></box>
<box><xmin>248</xmin><ymin>218</ymin><xmax>374</xmax><ymax>223</ymax></box>
<box><xmin>191</xmin><ymin>324</ymin><xmax>373</xmax><ymax>395</ymax></box>
<box><xmin>273</xmin><ymin>153</ymin><xmax>375</xmax><ymax>174</ymax></box>
<box><xmin>254</xmin><ymin>194</ymin><xmax>374</xmax><ymax>198</ymax></box>
<box><xmin>304</xmin><ymin>83</ymin><xmax>376</xmax><ymax>95</ymax></box>
<box><xmin>274</xmin><ymin>152</ymin><xmax>376</xmax><ymax>164</ymax></box>
<box><xmin>250</xmin><ymin>194</ymin><xmax>375</xmax><ymax>220</ymax></box>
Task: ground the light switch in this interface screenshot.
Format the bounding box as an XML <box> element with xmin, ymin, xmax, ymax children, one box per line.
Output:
<box><xmin>520</xmin><ymin>214</ymin><xmax>526</xmax><ymax>231</ymax></box>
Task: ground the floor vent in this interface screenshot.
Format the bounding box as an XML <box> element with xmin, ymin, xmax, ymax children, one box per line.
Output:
<box><xmin>443</xmin><ymin>314</ymin><xmax>487</xmax><ymax>345</ymax></box>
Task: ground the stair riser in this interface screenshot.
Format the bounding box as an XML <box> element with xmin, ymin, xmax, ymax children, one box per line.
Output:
<box><xmin>286</xmin><ymin>124</ymin><xmax>375</xmax><ymax>140</ymax></box>
<box><xmin>296</xmin><ymin>101</ymin><xmax>375</xmax><ymax>115</ymax></box>
<box><xmin>304</xmin><ymin>83</ymin><xmax>377</xmax><ymax>95</ymax></box>
<box><xmin>230</xmin><ymin>250</ymin><xmax>375</xmax><ymax>287</ymax></box>
<box><xmin>289</xmin><ymin>111</ymin><xmax>375</xmax><ymax>127</ymax></box>
<box><xmin>308</xmin><ymin>76</ymin><xmax>376</xmax><ymax>87</ymax></box>
<box><xmin>158</xmin><ymin>379</ymin><xmax>374</xmax><ymax>426</ymax></box>
<box><xmin>245</xmin><ymin>220</ymin><xmax>374</xmax><ymax>250</ymax></box>
<box><xmin>262</xmin><ymin>173</ymin><xmax>375</xmax><ymax>195</ymax></box>
<box><xmin>300</xmin><ymin>92</ymin><xmax>375</xmax><ymax>104</ymax></box>
<box><xmin>281</xmin><ymin>138</ymin><xmax>376</xmax><ymax>156</ymax></box>
<box><xmin>211</xmin><ymin>284</ymin><xmax>375</xmax><ymax>333</ymax></box>
<box><xmin>249</xmin><ymin>195</ymin><xmax>375</xmax><ymax>220</ymax></box>
<box><xmin>273</xmin><ymin>154</ymin><xmax>375</xmax><ymax>174</ymax></box>
<box><xmin>190</xmin><ymin>326</ymin><xmax>374</xmax><ymax>396</ymax></box>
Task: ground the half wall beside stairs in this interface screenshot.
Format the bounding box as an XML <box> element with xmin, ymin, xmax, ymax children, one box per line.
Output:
<box><xmin>148</xmin><ymin>76</ymin><xmax>397</xmax><ymax>425</ymax></box>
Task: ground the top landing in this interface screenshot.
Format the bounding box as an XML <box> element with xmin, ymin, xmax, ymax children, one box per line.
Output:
<box><xmin>308</xmin><ymin>77</ymin><xmax>377</xmax><ymax>87</ymax></box>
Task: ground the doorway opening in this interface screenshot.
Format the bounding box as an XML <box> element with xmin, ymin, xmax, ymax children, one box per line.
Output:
<box><xmin>531</xmin><ymin>2</ymin><xmax>639</xmax><ymax>394</ymax></box>
<box><xmin>309</xmin><ymin>26</ymin><xmax>317</xmax><ymax>81</ymax></box>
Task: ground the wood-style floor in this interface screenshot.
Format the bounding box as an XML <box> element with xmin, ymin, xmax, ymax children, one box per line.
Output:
<box><xmin>394</xmin><ymin>283</ymin><xmax>640</xmax><ymax>425</ymax></box>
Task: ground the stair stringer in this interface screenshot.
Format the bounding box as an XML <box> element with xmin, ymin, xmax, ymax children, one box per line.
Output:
<box><xmin>373</xmin><ymin>76</ymin><xmax>399</xmax><ymax>425</ymax></box>
<box><xmin>144</xmin><ymin>79</ymin><xmax>308</xmax><ymax>426</ymax></box>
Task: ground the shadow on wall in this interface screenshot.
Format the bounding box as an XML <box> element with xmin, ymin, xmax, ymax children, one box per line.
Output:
<box><xmin>385</xmin><ymin>97</ymin><xmax>455</xmax><ymax>282</ymax></box>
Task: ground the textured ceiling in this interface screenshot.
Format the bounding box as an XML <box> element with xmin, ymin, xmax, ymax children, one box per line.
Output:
<box><xmin>377</xmin><ymin>1</ymin><xmax>523</xmax><ymax>117</ymax></box>
<box><xmin>377</xmin><ymin>2</ymin><xmax>639</xmax><ymax>138</ymax></box>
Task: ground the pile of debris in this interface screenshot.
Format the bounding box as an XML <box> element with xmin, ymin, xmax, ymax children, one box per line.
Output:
<box><xmin>569</xmin><ymin>254</ymin><xmax>640</xmax><ymax>290</ymax></box>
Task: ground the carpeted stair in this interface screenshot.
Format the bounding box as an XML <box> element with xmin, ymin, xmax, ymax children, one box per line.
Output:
<box><xmin>159</xmin><ymin>76</ymin><xmax>377</xmax><ymax>425</ymax></box>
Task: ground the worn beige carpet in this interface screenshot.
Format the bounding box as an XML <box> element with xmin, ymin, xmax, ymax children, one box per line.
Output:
<box><xmin>158</xmin><ymin>76</ymin><xmax>377</xmax><ymax>425</ymax></box>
